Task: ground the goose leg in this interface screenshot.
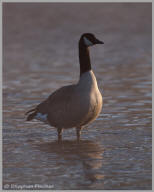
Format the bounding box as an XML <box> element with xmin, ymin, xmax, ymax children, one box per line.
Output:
<box><xmin>76</xmin><ymin>126</ymin><xmax>82</xmax><ymax>142</ymax></box>
<box><xmin>57</xmin><ymin>128</ymin><xmax>63</xmax><ymax>143</ymax></box>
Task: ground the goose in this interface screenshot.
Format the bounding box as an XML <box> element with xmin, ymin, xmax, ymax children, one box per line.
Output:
<box><xmin>26</xmin><ymin>33</ymin><xmax>104</xmax><ymax>142</ymax></box>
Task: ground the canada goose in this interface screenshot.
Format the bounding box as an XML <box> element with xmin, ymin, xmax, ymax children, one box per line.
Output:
<box><xmin>26</xmin><ymin>33</ymin><xmax>104</xmax><ymax>142</ymax></box>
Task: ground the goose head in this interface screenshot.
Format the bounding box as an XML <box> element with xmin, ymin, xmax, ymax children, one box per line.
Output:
<box><xmin>80</xmin><ymin>33</ymin><xmax>104</xmax><ymax>47</ymax></box>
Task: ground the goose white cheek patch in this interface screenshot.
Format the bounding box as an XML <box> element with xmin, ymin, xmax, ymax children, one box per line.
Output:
<box><xmin>83</xmin><ymin>37</ymin><xmax>93</xmax><ymax>46</ymax></box>
<box><xmin>35</xmin><ymin>112</ymin><xmax>48</xmax><ymax>122</ymax></box>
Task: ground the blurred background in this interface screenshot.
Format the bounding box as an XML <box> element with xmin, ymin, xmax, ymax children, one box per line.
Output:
<box><xmin>3</xmin><ymin>3</ymin><xmax>152</xmax><ymax>190</ymax></box>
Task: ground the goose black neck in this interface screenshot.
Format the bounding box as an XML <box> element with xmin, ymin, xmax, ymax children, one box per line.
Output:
<box><xmin>79</xmin><ymin>41</ymin><xmax>91</xmax><ymax>76</ymax></box>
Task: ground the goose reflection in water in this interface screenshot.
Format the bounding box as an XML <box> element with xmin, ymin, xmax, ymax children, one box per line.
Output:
<box><xmin>35</xmin><ymin>140</ymin><xmax>104</xmax><ymax>189</ymax></box>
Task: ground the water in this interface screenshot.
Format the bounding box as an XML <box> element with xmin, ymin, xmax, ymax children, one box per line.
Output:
<box><xmin>3</xmin><ymin>3</ymin><xmax>152</xmax><ymax>190</ymax></box>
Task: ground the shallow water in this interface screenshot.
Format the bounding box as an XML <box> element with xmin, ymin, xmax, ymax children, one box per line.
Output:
<box><xmin>3</xmin><ymin>3</ymin><xmax>152</xmax><ymax>190</ymax></box>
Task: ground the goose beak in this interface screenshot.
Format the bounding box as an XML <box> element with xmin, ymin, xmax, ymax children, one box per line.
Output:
<box><xmin>95</xmin><ymin>39</ymin><xmax>104</xmax><ymax>44</ymax></box>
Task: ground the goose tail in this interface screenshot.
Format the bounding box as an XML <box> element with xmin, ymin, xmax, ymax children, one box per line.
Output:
<box><xmin>25</xmin><ymin>108</ymin><xmax>37</xmax><ymax>121</ymax></box>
